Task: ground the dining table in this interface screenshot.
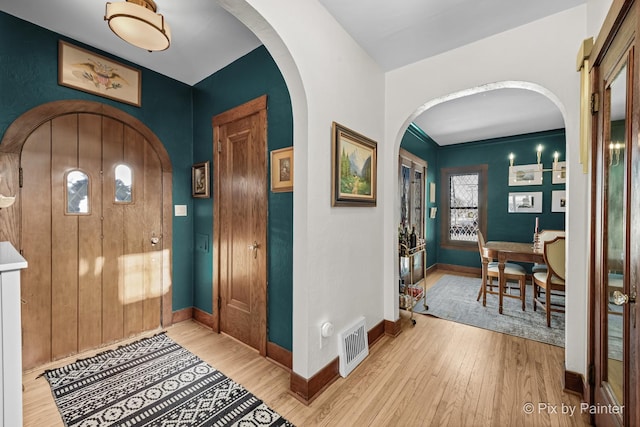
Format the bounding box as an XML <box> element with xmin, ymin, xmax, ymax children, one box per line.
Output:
<box><xmin>483</xmin><ymin>241</ymin><xmax>544</xmax><ymax>314</ymax></box>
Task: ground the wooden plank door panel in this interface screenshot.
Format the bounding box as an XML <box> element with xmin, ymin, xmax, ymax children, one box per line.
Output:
<box><xmin>123</xmin><ymin>127</ymin><xmax>146</xmax><ymax>338</ymax></box>
<box><xmin>50</xmin><ymin>114</ymin><xmax>79</xmax><ymax>360</ymax></box>
<box><xmin>102</xmin><ymin>117</ymin><xmax>125</xmax><ymax>344</ymax></box>
<box><xmin>21</xmin><ymin>124</ymin><xmax>53</xmax><ymax>369</ymax></box>
<box><xmin>143</xmin><ymin>142</ymin><xmax>163</xmax><ymax>331</ymax></box>
<box><xmin>78</xmin><ymin>114</ymin><xmax>104</xmax><ymax>352</ymax></box>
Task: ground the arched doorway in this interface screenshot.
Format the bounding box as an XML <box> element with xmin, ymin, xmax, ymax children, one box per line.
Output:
<box><xmin>0</xmin><ymin>100</ymin><xmax>173</xmax><ymax>370</ymax></box>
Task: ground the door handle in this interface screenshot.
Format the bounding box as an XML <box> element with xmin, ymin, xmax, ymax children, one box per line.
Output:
<box><xmin>151</xmin><ymin>233</ymin><xmax>160</xmax><ymax>245</ymax></box>
<box><xmin>612</xmin><ymin>290</ymin><xmax>635</xmax><ymax>305</ymax></box>
<box><xmin>248</xmin><ymin>241</ymin><xmax>260</xmax><ymax>258</ymax></box>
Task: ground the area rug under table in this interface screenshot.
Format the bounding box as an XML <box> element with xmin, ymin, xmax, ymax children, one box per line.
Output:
<box><xmin>43</xmin><ymin>333</ymin><xmax>294</xmax><ymax>427</ymax></box>
<box><xmin>412</xmin><ymin>274</ymin><xmax>565</xmax><ymax>347</ymax></box>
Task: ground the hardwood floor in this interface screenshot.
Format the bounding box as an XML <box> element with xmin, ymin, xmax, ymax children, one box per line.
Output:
<box><xmin>23</xmin><ymin>274</ymin><xmax>590</xmax><ymax>426</ymax></box>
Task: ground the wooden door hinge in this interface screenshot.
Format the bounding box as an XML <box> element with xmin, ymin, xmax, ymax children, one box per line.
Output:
<box><xmin>591</xmin><ymin>92</ymin><xmax>599</xmax><ymax>115</ymax></box>
<box><xmin>218</xmin><ymin>141</ymin><xmax>222</xmax><ymax>153</ymax></box>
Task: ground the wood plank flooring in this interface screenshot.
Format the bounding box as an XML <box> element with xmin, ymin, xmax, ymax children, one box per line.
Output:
<box><xmin>23</xmin><ymin>273</ymin><xmax>591</xmax><ymax>426</ymax></box>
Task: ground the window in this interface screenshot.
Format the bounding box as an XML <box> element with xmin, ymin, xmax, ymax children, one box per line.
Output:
<box><xmin>66</xmin><ymin>170</ymin><xmax>90</xmax><ymax>214</ymax></box>
<box><xmin>115</xmin><ymin>164</ymin><xmax>132</xmax><ymax>203</ymax></box>
<box><xmin>440</xmin><ymin>165</ymin><xmax>487</xmax><ymax>249</ymax></box>
<box><xmin>399</xmin><ymin>149</ymin><xmax>427</xmax><ymax>239</ymax></box>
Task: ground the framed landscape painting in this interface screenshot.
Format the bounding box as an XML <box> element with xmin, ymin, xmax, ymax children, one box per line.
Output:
<box><xmin>331</xmin><ymin>122</ymin><xmax>377</xmax><ymax>206</ymax></box>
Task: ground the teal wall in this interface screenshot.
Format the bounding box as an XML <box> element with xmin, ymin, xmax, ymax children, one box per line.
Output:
<box><xmin>436</xmin><ymin>129</ymin><xmax>566</xmax><ymax>269</ymax></box>
<box><xmin>399</xmin><ymin>124</ymin><xmax>439</xmax><ymax>268</ymax></box>
<box><xmin>0</xmin><ymin>13</ymin><xmax>294</xmax><ymax>351</ymax></box>
<box><xmin>2</xmin><ymin>10</ymin><xmax>565</xmax><ymax>353</ymax></box>
<box><xmin>192</xmin><ymin>47</ymin><xmax>293</xmax><ymax>350</ymax></box>
<box><xmin>0</xmin><ymin>12</ymin><xmax>195</xmax><ymax>310</ymax></box>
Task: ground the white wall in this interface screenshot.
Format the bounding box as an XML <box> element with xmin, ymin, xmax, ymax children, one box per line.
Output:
<box><xmin>223</xmin><ymin>0</ymin><xmax>386</xmax><ymax>378</ymax></box>
<box><xmin>588</xmin><ymin>0</ymin><xmax>614</xmax><ymax>38</ymax></box>
<box><xmin>383</xmin><ymin>5</ymin><xmax>590</xmax><ymax>375</ymax></box>
<box><xmin>225</xmin><ymin>0</ymin><xmax>617</xmax><ymax>381</ymax></box>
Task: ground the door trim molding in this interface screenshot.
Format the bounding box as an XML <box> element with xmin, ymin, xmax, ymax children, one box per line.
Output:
<box><xmin>0</xmin><ymin>100</ymin><xmax>174</xmax><ymax>327</ymax></box>
<box><xmin>212</xmin><ymin>95</ymin><xmax>267</xmax><ymax>350</ymax></box>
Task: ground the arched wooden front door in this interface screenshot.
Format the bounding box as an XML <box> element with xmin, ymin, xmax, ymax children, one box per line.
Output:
<box><xmin>0</xmin><ymin>101</ymin><xmax>173</xmax><ymax>370</ymax></box>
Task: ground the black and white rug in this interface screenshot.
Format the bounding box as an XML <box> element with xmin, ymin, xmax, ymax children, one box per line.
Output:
<box><xmin>43</xmin><ymin>333</ymin><xmax>294</xmax><ymax>427</ymax></box>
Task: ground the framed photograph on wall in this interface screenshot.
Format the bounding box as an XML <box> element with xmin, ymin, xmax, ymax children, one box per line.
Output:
<box><xmin>508</xmin><ymin>164</ymin><xmax>543</xmax><ymax>186</ymax></box>
<box><xmin>552</xmin><ymin>161</ymin><xmax>567</xmax><ymax>184</ymax></box>
<box><xmin>192</xmin><ymin>161</ymin><xmax>210</xmax><ymax>198</ymax></box>
<box><xmin>508</xmin><ymin>191</ymin><xmax>543</xmax><ymax>213</ymax></box>
<box><xmin>552</xmin><ymin>190</ymin><xmax>566</xmax><ymax>212</ymax></box>
<box><xmin>331</xmin><ymin>121</ymin><xmax>377</xmax><ymax>206</ymax></box>
<box><xmin>58</xmin><ymin>40</ymin><xmax>141</xmax><ymax>107</ymax></box>
<box><xmin>271</xmin><ymin>147</ymin><xmax>293</xmax><ymax>192</ymax></box>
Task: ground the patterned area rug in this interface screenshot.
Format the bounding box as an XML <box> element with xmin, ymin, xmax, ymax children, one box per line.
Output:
<box><xmin>43</xmin><ymin>333</ymin><xmax>294</xmax><ymax>427</ymax></box>
<box><xmin>412</xmin><ymin>274</ymin><xmax>565</xmax><ymax>347</ymax></box>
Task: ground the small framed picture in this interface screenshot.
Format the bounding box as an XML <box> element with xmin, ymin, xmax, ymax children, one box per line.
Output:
<box><xmin>552</xmin><ymin>161</ymin><xmax>567</xmax><ymax>184</ymax></box>
<box><xmin>192</xmin><ymin>161</ymin><xmax>210</xmax><ymax>198</ymax></box>
<box><xmin>509</xmin><ymin>164</ymin><xmax>543</xmax><ymax>186</ymax></box>
<box><xmin>508</xmin><ymin>191</ymin><xmax>543</xmax><ymax>213</ymax></box>
<box><xmin>271</xmin><ymin>147</ymin><xmax>293</xmax><ymax>192</ymax></box>
<box><xmin>552</xmin><ymin>190</ymin><xmax>566</xmax><ymax>212</ymax></box>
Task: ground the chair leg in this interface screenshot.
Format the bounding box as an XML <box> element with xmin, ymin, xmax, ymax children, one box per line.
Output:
<box><xmin>476</xmin><ymin>277</ymin><xmax>484</xmax><ymax>301</ymax></box>
<box><xmin>533</xmin><ymin>284</ymin><xmax>537</xmax><ymax>311</ymax></box>
<box><xmin>545</xmin><ymin>286</ymin><xmax>551</xmax><ymax>327</ymax></box>
<box><xmin>520</xmin><ymin>277</ymin><xmax>526</xmax><ymax>311</ymax></box>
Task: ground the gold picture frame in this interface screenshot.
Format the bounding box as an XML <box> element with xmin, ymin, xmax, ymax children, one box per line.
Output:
<box><xmin>271</xmin><ymin>147</ymin><xmax>293</xmax><ymax>192</ymax></box>
<box><xmin>331</xmin><ymin>122</ymin><xmax>377</xmax><ymax>206</ymax></box>
<box><xmin>192</xmin><ymin>161</ymin><xmax>210</xmax><ymax>198</ymax></box>
<box><xmin>58</xmin><ymin>40</ymin><xmax>141</xmax><ymax>107</ymax></box>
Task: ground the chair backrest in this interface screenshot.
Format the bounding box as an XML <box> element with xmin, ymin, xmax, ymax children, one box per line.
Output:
<box><xmin>538</xmin><ymin>229</ymin><xmax>565</xmax><ymax>243</ymax></box>
<box><xmin>477</xmin><ymin>230</ymin><xmax>487</xmax><ymax>262</ymax></box>
<box><xmin>543</xmin><ymin>236</ymin><xmax>566</xmax><ymax>281</ymax></box>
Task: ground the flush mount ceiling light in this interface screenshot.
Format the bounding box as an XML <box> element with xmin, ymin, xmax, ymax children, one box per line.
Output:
<box><xmin>105</xmin><ymin>0</ymin><xmax>171</xmax><ymax>52</ymax></box>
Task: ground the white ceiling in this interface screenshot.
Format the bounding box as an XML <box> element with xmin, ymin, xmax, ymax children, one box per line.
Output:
<box><xmin>0</xmin><ymin>0</ymin><xmax>586</xmax><ymax>145</ymax></box>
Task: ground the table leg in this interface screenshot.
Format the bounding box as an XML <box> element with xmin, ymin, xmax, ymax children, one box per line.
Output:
<box><xmin>498</xmin><ymin>257</ymin><xmax>505</xmax><ymax>314</ymax></box>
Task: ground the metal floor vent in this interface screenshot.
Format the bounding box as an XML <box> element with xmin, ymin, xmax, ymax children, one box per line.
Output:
<box><xmin>338</xmin><ymin>316</ymin><xmax>369</xmax><ymax>378</ymax></box>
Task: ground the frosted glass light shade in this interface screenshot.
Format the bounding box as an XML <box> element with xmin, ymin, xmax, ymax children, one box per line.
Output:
<box><xmin>105</xmin><ymin>0</ymin><xmax>171</xmax><ymax>51</ymax></box>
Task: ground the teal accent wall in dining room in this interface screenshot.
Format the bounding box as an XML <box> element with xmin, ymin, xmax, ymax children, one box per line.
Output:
<box><xmin>436</xmin><ymin>129</ymin><xmax>566</xmax><ymax>269</ymax></box>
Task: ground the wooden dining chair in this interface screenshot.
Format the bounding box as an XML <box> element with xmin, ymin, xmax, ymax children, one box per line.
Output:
<box><xmin>476</xmin><ymin>231</ymin><xmax>528</xmax><ymax>310</ymax></box>
<box><xmin>532</xmin><ymin>236</ymin><xmax>566</xmax><ymax>326</ymax></box>
<box><xmin>531</xmin><ymin>229</ymin><xmax>565</xmax><ymax>273</ymax></box>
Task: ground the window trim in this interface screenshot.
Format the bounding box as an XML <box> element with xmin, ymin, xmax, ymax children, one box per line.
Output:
<box><xmin>440</xmin><ymin>164</ymin><xmax>488</xmax><ymax>251</ymax></box>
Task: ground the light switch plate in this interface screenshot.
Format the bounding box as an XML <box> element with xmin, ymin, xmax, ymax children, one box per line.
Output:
<box><xmin>174</xmin><ymin>205</ymin><xmax>187</xmax><ymax>217</ymax></box>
